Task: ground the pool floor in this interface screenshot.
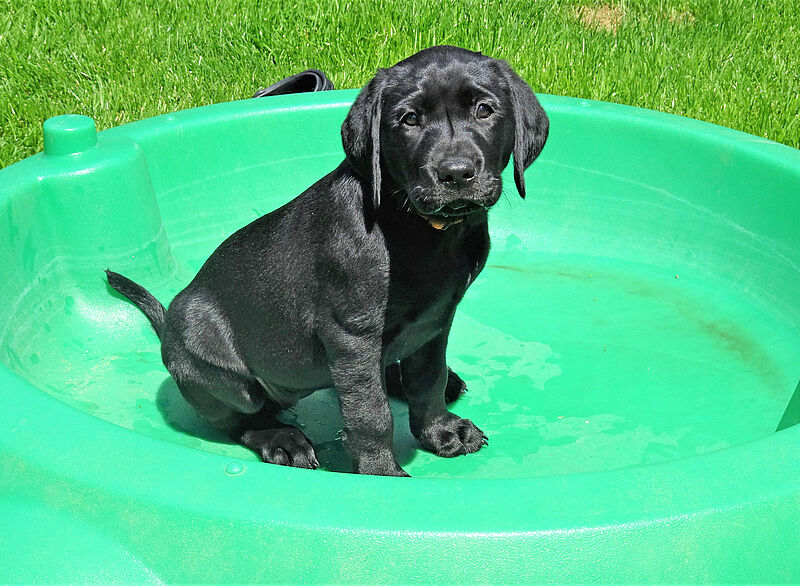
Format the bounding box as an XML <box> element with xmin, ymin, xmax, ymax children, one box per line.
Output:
<box><xmin>6</xmin><ymin>249</ymin><xmax>794</xmax><ymax>479</ymax></box>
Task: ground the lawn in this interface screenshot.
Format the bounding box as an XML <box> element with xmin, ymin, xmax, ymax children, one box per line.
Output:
<box><xmin>0</xmin><ymin>0</ymin><xmax>798</xmax><ymax>168</ymax></box>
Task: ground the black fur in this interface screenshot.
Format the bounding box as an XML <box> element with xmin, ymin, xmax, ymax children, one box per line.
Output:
<box><xmin>105</xmin><ymin>270</ymin><xmax>166</xmax><ymax>337</ymax></box>
<box><xmin>107</xmin><ymin>46</ymin><xmax>549</xmax><ymax>476</ymax></box>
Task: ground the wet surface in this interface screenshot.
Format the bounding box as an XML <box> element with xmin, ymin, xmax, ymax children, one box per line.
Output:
<box><xmin>5</xmin><ymin>249</ymin><xmax>796</xmax><ymax>479</ymax></box>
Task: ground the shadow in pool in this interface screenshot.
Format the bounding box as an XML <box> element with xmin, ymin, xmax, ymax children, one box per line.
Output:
<box><xmin>156</xmin><ymin>377</ymin><xmax>419</xmax><ymax>472</ymax></box>
<box><xmin>156</xmin><ymin>377</ymin><xmax>234</xmax><ymax>446</ymax></box>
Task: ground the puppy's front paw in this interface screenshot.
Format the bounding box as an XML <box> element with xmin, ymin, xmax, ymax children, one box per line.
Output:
<box><xmin>357</xmin><ymin>462</ymin><xmax>411</xmax><ymax>477</ymax></box>
<box><xmin>417</xmin><ymin>413</ymin><xmax>487</xmax><ymax>458</ymax></box>
<box><xmin>353</xmin><ymin>452</ymin><xmax>411</xmax><ymax>477</ymax></box>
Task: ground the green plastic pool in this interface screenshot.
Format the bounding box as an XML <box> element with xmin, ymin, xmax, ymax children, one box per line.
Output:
<box><xmin>1</xmin><ymin>90</ymin><xmax>798</xmax><ymax>582</ymax></box>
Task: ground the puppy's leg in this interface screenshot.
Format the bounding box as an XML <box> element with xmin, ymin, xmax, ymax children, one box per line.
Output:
<box><xmin>401</xmin><ymin>334</ymin><xmax>487</xmax><ymax>458</ymax></box>
<box><xmin>384</xmin><ymin>360</ymin><xmax>405</xmax><ymax>400</ymax></box>
<box><xmin>386</xmin><ymin>361</ymin><xmax>467</xmax><ymax>404</ymax></box>
<box><xmin>329</xmin><ymin>349</ymin><xmax>408</xmax><ymax>477</ymax></box>
<box><xmin>170</xmin><ymin>356</ymin><xmax>317</xmax><ymax>469</ymax></box>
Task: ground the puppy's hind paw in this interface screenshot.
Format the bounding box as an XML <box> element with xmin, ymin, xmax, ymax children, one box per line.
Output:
<box><xmin>240</xmin><ymin>427</ymin><xmax>319</xmax><ymax>470</ymax></box>
<box><xmin>444</xmin><ymin>367</ymin><xmax>468</xmax><ymax>404</ymax></box>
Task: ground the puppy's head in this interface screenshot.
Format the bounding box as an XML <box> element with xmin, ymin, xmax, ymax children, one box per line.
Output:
<box><xmin>342</xmin><ymin>46</ymin><xmax>549</xmax><ymax>227</ymax></box>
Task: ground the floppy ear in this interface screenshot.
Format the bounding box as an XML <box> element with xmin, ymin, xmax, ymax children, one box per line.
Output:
<box><xmin>341</xmin><ymin>70</ymin><xmax>386</xmax><ymax>210</ymax></box>
<box><xmin>501</xmin><ymin>63</ymin><xmax>549</xmax><ymax>199</ymax></box>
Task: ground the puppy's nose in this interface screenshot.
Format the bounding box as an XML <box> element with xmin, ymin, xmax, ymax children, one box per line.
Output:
<box><xmin>437</xmin><ymin>158</ymin><xmax>476</xmax><ymax>189</ymax></box>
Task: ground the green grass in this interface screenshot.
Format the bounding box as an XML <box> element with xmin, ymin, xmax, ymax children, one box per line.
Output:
<box><xmin>1</xmin><ymin>0</ymin><xmax>798</xmax><ymax>168</ymax></box>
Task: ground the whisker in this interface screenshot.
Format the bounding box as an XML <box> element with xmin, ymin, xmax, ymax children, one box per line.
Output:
<box><xmin>383</xmin><ymin>182</ymin><xmax>424</xmax><ymax>217</ymax></box>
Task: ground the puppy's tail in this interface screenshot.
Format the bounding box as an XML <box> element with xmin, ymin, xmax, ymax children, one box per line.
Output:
<box><xmin>105</xmin><ymin>270</ymin><xmax>166</xmax><ymax>340</ymax></box>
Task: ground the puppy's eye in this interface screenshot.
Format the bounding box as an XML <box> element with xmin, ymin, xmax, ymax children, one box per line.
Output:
<box><xmin>401</xmin><ymin>112</ymin><xmax>419</xmax><ymax>126</ymax></box>
<box><xmin>476</xmin><ymin>103</ymin><xmax>494</xmax><ymax>119</ymax></box>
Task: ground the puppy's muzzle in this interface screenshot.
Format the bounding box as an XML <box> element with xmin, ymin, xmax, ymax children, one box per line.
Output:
<box><xmin>433</xmin><ymin>199</ymin><xmax>485</xmax><ymax>216</ymax></box>
<box><xmin>417</xmin><ymin>199</ymin><xmax>487</xmax><ymax>230</ymax></box>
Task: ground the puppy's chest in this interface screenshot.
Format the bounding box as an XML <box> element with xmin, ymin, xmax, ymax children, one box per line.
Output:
<box><xmin>384</xmin><ymin>242</ymin><xmax>481</xmax><ymax>358</ymax></box>
<box><xmin>397</xmin><ymin>255</ymin><xmax>473</xmax><ymax>305</ymax></box>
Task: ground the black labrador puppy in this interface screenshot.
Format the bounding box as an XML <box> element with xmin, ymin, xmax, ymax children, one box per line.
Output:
<box><xmin>107</xmin><ymin>45</ymin><xmax>548</xmax><ymax>476</ymax></box>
